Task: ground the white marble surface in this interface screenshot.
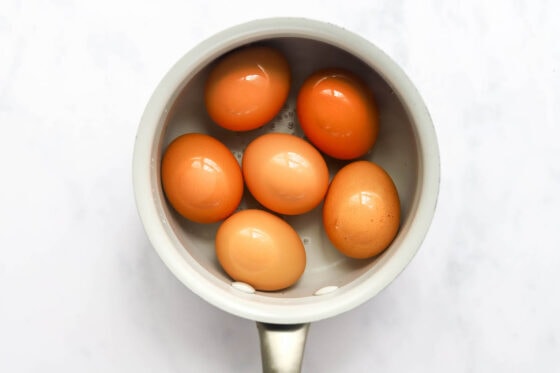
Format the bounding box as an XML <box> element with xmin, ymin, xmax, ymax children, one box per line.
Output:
<box><xmin>1</xmin><ymin>0</ymin><xmax>559</xmax><ymax>372</ymax></box>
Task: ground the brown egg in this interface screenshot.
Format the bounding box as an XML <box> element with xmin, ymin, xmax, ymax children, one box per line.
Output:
<box><xmin>215</xmin><ymin>209</ymin><xmax>306</xmax><ymax>291</ymax></box>
<box><xmin>323</xmin><ymin>161</ymin><xmax>400</xmax><ymax>259</ymax></box>
<box><xmin>205</xmin><ymin>46</ymin><xmax>291</xmax><ymax>131</ymax></box>
<box><xmin>161</xmin><ymin>133</ymin><xmax>243</xmax><ymax>223</ymax></box>
<box><xmin>242</xmin><ymin>133</ymin><xmax>329</xmax><ymax>215</ymax></box>
<box><xmin>297</xmin><ymin>68</ymin><xmax>379</xmax><ymax>160</ymax></box>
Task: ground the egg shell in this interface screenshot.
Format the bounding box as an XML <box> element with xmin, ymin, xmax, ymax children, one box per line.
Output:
<box><xmin>161</xmin><ymin>133</ymin><xmax>243</xmax><ymax>223</ymax></box>
<box><xmin>205</xmin><ymin>46</ymin><xmax>291</xmax><ymax>131</ymax></box>
<box><xmin>215</xmin><ymin>209</ymin><xmax>306</xmax><ymax>291</ymax></box>
<box><xmin>242</xmin><ymin>133</ymin><xmax>329</xmax><ymax>215</ymax></box>
<box><xmin>296</xmin><ymin>68</ymin><xmax>379</xmax><ymax>160</ymax></box>
<box><xmin>323</xmin><ymin>160</ymin><xmax>400</xmax><ymax>259</ymax></box>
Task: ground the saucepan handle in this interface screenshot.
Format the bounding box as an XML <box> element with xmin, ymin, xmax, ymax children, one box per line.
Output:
<box><xmin>256</xmin><ymin>322</ymin><xmax>310</xmax><ymax>373</ymax></box>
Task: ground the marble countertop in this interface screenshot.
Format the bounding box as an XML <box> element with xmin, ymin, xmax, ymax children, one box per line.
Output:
<box><xmin>1</xmin><ymin>1</ymin><xmax>559</xmax><ymax>372</ymax></box>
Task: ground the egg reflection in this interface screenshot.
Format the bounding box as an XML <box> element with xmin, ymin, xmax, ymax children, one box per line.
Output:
<box><xmin>191</xmin><ymin>157</ymin><xmax>220</xmax><ymax>173</ymax></box>
<box><xmin>349</xmin><ymin>191</ymin><xmax>383</xmax><ymax>208</ymax></box>
<box><xmin>241</xmin><ymin>227</ymin><xmax>266</xmax><ymax>240</ymax></box>
<box><xmin>272</xmin><ymin>152</ymin><xmax>308</xmax><ymax>171</ymax></box>
<box><xmin>319</xmin><ymin>87</ymin><xmax>348</xmax><ymax>102</ymax></box>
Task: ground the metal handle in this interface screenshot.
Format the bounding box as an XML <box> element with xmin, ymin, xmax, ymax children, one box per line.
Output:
<box><xmin>256</xmin><ymin>322</ymin><xmax>310</xmax><ymax>373</ymax></box>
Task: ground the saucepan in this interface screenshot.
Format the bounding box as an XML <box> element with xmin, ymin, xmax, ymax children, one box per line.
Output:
<box><xmin>133</xmin><ymin>17</ymin><xmax>439</xmax><ymax>372</ymax></box>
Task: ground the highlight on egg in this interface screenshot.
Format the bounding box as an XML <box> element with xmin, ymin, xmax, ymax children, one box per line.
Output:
<box><xmin>204</xmin><ymin>45</ymin><xmax>291</xmax><ymax>131</ymax></box>
<box><xmin>161</xmin><ymin>133</ymin><xmax>244</xmax><ymax>223</ymax></box>
<box><xmin>215</xmin><ymin>209</ymin><xmax>306</xmax><ymax>291</ymax></box>
<box><xmin>322</xmin><ymin>160</ymin><xmax>401</xmax><ymax>259</ymax></box>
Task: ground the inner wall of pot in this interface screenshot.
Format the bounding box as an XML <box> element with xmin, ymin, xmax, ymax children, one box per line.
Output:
<box><xmin>159</xmin><ymin>37</ymin><xmax>419</xmax><ymax>298</ymax></box>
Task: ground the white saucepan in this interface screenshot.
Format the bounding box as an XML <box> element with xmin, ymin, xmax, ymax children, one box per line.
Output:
<box><xmin>133</xmin><ymin>17</ymin><xmax>440</xmax><ymax>372</ymax></box>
